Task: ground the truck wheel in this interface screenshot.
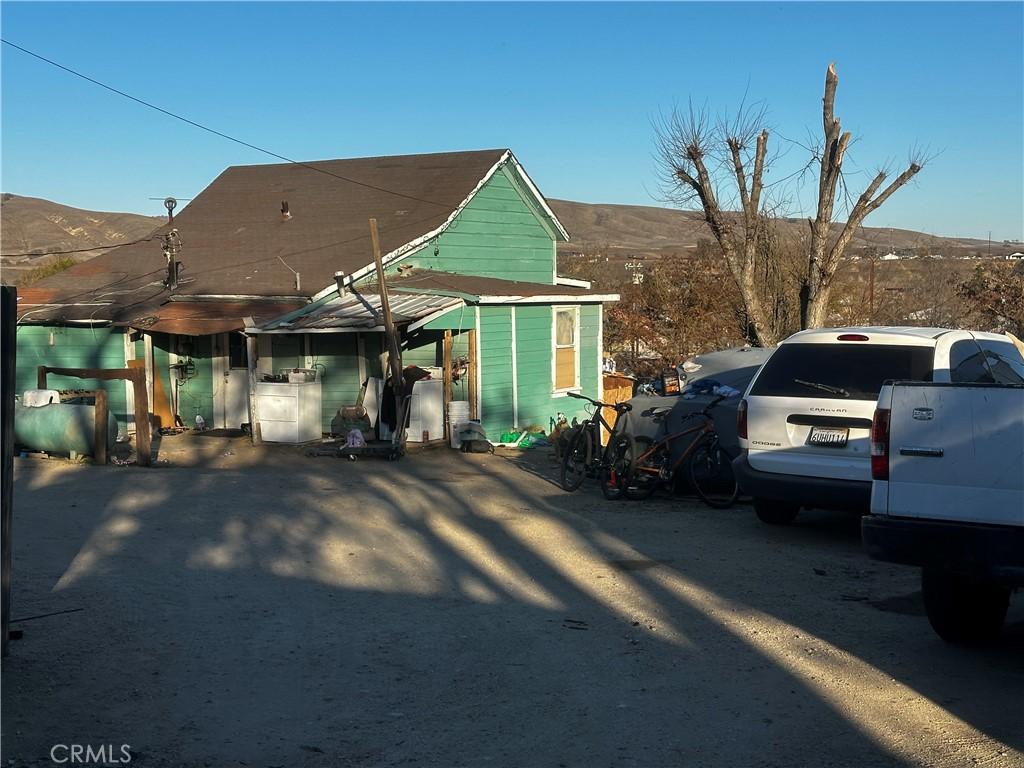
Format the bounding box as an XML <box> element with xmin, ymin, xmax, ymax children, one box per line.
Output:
<box><xmin>921</xmin><ymin>568</ymin><xmax>1009</xmax><ymax>645</ymax></box>
<box><xmin>753</xmin><ymin>498</ymin><xmax>799</xmax><ymax>525</ymax></box>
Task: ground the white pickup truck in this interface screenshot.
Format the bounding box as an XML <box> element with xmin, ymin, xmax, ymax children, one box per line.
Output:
<box><xmin>862</xmin><ymin>380</ymin><xmax>1024</xmax><ymax>644</ymax></box>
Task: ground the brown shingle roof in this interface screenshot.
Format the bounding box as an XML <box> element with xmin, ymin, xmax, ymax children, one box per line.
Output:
<box><xmin>23</xmin><ymin>149</ymin><xmax>510</xmax><ymax>321</ymax></box>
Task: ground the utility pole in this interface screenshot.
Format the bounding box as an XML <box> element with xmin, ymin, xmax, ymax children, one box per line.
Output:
<box><xmin>625</xmin><ymin>261</ymin><xmax>644</xmax><ymax>370</ymax></box>
<box><xmin>369</xmin><ymin>219</ymin><xmax>405</xmax><ymax>446</ymax></box>
<box><xmin>868</xmin><ymin>255</ymin><xmax>875</xmax><ymax>324</ymax></box>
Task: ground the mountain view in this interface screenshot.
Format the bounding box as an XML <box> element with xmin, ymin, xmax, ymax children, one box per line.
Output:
<box><xmin>0</xmin><ymin>193</ymin><xmax>1013</xmax><ymax>286</ymax></box>
<box><xmin>0</xmin><ymin>193</ymin><xmax>163</xmax><ymax>284</ymax></box>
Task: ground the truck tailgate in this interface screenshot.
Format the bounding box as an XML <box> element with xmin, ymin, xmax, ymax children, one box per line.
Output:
<box><xmin>885</xmin><ymin>384</ymin><xmax>1024</xmax><ymax>526</ymax></box>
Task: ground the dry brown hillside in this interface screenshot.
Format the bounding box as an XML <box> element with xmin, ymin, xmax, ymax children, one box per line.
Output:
<box><xmin>549</xmin><ymin>199</ymin><xmax>994</xmax><ymax>259</ymax></box>
<box><xmin>0</xmin><ymin>193</ymin><xmax>163</xmax><ymax>284</ymax></box>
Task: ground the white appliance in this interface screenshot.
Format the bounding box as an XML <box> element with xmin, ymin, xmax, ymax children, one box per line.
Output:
<box><xmin>255</xmin><ymin>380</ymin><xmax>322</xmax><ymax>443</ymax></box>
<box><xmin>406</xmin><ymin>379</ymin><xmax>444</xmax><ymax>442</ymax></box>
<box><xmin>23</xmin><ymin>389</ymin><xmax>61</xmax><ymax>407</ymax></box>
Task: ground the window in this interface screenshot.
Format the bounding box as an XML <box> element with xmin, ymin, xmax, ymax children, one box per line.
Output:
<box><xmin>976</xmin><ymin>339</ymin><xmax>1024</xmax><ymax>385</ymax></box>
<box><xmin>749</xmin><ymin>343</ymin><xmax>934</xmax><ymax>400</ymax></box>
<box><xmin>553</xmin><ymin>307</ymin><xmax>579</xmax><ymax>391</ymax></box>
<box><xmin>228</xmin><ymin>332</ymin><xmax>249</xmax><ymax>370</ymax></box>
<box><xmin>949</xmin><ymin>340</ymin><xmax>994</xmax><ymax>384</ymax></box>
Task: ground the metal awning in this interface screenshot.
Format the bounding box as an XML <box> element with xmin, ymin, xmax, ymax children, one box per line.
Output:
<box><xmin>252</xmin><ymin>288</ymin><xmax>464</xmax><ymax>333</ymax></box>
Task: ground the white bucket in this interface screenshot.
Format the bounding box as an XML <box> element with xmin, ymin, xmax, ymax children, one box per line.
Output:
<box><xmin>448</xmin><ymin>401</ymin><xmax>470</xmax><ymax>448</ymax></box>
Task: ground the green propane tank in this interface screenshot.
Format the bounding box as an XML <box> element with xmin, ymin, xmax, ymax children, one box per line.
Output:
<box><xmin>14</xmin><ymin>402</ymin><xmax>117</xmax><ymax>455</ymax></box>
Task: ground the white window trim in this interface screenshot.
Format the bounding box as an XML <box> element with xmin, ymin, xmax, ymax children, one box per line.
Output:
<box><xmin>551</xmin><ymin>305</ymin><xmax>581</xmax><ymax>395</ymax></box>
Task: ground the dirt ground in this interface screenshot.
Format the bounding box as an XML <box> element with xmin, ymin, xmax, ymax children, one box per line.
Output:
<box><xmin>2</xmin><ymin>433</ymin><xmax>1022</xmax><ymax>767</ymax></box>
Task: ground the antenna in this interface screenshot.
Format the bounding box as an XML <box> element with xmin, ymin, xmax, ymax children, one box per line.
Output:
<box><xmin>163</xmin><ymin>196</ymin><xmax>177</xmax><ymax>224</ymax></box>
<box><xmin>148</xmin><ymin>197</ymin><xmax>192</xmax><ymax>223</ymax></box>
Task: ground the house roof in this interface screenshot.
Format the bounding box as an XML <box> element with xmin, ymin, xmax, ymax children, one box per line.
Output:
<box><xmin>20</xmin><ymin>149</ymin><xmax>570</xmax><ymax>323</ymax></box>
<box><xmin>113</xmin><ymin>298</ymin><xmax>307</xmax><ymax>336</ymax></box>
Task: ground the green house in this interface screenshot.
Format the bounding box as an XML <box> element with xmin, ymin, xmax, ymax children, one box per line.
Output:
<box><xmin>16</xmin><ymin>149</ymin><xmax>618</xmax><ymax>441</ymax></box>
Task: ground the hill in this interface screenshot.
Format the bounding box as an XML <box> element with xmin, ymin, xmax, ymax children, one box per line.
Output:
<box><xmin>0</xmin><ymin>194</ymin><xmax>163</xmax><ymax>284</ymax></box>
<box><xmin>0</xmin><ymin>193</ymin><xmax>1008</xmax><ymax>288</ymax></box>
<box><xmin>548</xmin><ymin>199</ymin><xmax>996</xmax><ymax>260</ymax></box>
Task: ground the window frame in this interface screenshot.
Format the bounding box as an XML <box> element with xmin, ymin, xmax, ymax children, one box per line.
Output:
<box><xmin>551</xmin><ymin>305</ymin><xmax>581</xmax><ymax>394</ymax></box>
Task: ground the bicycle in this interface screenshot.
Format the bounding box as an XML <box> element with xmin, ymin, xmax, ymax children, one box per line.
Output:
<box><xmin>621</xmin><ymin>394</ymin><xmax>739</xmax><ymax>508</ymax></box>
<box><xmin>559</xmin><ymin>392</ymin><xmax>634</xmax><ymax>499</ymax></box>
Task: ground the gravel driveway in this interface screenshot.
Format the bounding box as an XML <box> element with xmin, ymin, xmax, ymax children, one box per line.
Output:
<box><xmin>3</xmin><ymin>434</ymin><xmax>1021</xmax><ymax>767</ymax></box>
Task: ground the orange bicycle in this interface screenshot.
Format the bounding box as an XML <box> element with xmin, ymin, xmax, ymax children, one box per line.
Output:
<box><xmin>622</xmin><ymin>394</ymin><xmax>739</xmax><ymax>508</ymax></box>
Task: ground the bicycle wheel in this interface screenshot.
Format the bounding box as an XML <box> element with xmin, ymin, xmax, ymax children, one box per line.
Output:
<box><xmin>688</xmin><ymin>435</ymin><xmax>739</xmax><ymax>509</ymax></box>
<box><xmin>600</xmin><ymin>434</ymin><xmax>635</xmax><ymax>500</ymax></box>
<box><xmin>623</xmin><ymin>435</ymin><xmax>664</xmax><ymax>501</ymax></box>
<box><xmin>560</xmin><ymin>425</ymin><xmax>593</xmax><ymax>491</ymax></box>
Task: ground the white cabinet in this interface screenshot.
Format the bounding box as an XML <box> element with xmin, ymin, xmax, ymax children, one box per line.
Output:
<box><xmin>255</xmin><ymin>381</ymin><xmax>321</xmax><ymax>443</ymax></box>
<box><xmin>406</xmin><ymin>379</ymin><xmax>444</xmax><ymax>442</ymax></box>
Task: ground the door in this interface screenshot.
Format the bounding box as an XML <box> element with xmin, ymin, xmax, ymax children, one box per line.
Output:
<box><xmin>214</xmin><ymin>332</ymin><xmax>251</xmax><ymax>429</ymax></box>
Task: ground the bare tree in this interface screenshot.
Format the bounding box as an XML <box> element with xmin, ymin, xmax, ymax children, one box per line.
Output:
<box><xmin>804</xmin><ymin>63</ymin><xmax>923</xmax><ymax>327</ymax></box>
<box><xmin>655</xmin><ymin>103</ymin><xmax>781</xmax><ymax>345</ymax></box>
<box><xmin>655</xmin><ymin>62</ymin><xmax>924</xmax><ymax>344</ymax></box>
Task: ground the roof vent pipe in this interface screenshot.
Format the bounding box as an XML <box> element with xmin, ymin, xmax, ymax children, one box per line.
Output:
<box><xmin>335</xmin><ymin>272</ymin><xmax>347</xmax><ymax>296</ymax></box>
<box><xmin>281</xmin><ymin>201</ymin><xmax>291</xmax><ymax>221</ymax></box>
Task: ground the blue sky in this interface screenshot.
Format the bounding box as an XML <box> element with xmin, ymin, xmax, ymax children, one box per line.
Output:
<box><xmin>2</xmin><ymin>2</ymin><xmax>1022</xmax><ymax>240</ymax></box>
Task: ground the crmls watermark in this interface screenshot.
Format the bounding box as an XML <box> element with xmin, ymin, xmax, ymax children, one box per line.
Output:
<box><xmin>49</xmin><ymin>744</ymin><xmax>132</xmax><ymax>765</ymax></box>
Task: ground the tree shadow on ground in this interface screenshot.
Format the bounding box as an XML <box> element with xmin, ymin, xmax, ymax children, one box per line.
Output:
<box><xmin>1</xmin><ymin>441</ymin><xmax>1019</xmax><ymax>768</ymax></box>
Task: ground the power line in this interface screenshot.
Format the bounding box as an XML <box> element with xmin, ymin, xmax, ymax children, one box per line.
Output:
<box><xmin>1</xmin><ymin>235</ymin><xmax>161</xmax><ymax>258</ymax></box>
<box><xmin>1</xmin><ymin>38</ymin><xmax>453</xmax><ymax>211</ymax></box>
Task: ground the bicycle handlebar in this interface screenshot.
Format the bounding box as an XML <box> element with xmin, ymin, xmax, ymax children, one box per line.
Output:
<box><xmin>566</xmin><ymin>391</ymin><xmax>632</xmax><ymax>413</ymax></box>
<box><xmin>698</xmin><ymin>393</ymin><xmax>730</xmax><ymax>416</ymax></box>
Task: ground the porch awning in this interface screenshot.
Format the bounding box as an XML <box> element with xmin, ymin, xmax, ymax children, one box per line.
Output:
<box><xmin>252</xmin><ymin>289</ymin><xmax>464</xmax><ymax>333</ymax></box>
<box><xmin>250</xmin><ymin>269</ymin><xmax>618</xmax><ymax>334</ymax></box>
<box><xmin>114</xmin><ymin>299</ymin><xmax>306</xmax><ymax>336</ymax></box>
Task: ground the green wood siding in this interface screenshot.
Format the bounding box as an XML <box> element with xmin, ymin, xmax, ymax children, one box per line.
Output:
<box><xmin>510</xmin><ymin>305</ymin><xmax>601</xmax><ymax>432</ymax></box>
<box><xmin>15</xmin><ymin>325</ymin><xmax>130</xmax><ymax>429</ymax></box>
<box><xmin>479</xmin><ymin>307</ymin><xmax>514</xmax><ymax>435</ymax></box>
<box><xmin>419</xmin><ymin>303</ymin><xmax>603</xmax><ymax>435</ymax></box>
<box><xmin>403</xmin><ymin>166</ymin><xmax>556</xmax><ymax>285</ymax></box>
<box><xmin>512</xmin><ymin>306</ymin><xmax>553</xmax><ymax>430</ymax></box>
<box><xmin>172</xmin><ymin>334</ymin><xmax>215</xmax><ymax>428</ymax></box>
<box><xmin>310</xmin><ymin>334</ymin><xmax>362</xmax><ymax>434</ymax></box>
<box><xmin>421</xmin><ymin>307</ymin><xmax>475</xmax><ymax>331</ymax></box>
<box><xmin>579</xmin><ymin>305</ymin><xmax>600</xmax><ymax>400</ymax></box>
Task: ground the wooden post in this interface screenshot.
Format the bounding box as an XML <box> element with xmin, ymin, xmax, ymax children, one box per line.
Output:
<box><xmin>93</xmin><ymin>388</ymin><xmax>108</xmax><ymax>465</ymax></box>
<box><xmin>246</xmin><ymin>334</ymin><xmax>262</xmax><ymax>445</ymax></box>
<box><xmin>2</xmin><ymin>287</ymin><xmax>16</xmax><ymax>657</ymax></box>
<box><xmin>370</xmin><ymin>218</ymin><xmax>406</xmax><ymax>446</ymax></box>
<box><xmin>442</xmin><ymin>329</ymin><xmax>453</xmax><ymax>438</ymax></box>
<box><xmin>467</xmin><ymin>328</ymin><xmax>478</xmax><ymax>420</ymax></box>
<box><xmin>131</xmin><ymin>370</ymin><xmax>151</xmax><ymax>467</ymax></box>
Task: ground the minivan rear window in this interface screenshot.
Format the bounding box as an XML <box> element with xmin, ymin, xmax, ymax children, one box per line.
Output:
<box><xmin>749</xmin><ymin>343</ymin><xmax>934</xmax><ymax>400</ymax></box>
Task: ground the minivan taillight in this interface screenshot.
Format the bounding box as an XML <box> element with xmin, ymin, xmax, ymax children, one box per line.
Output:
<box><xmin>870</xmin><ymin>408</ymin><xmax>890</xmax><ymax>480</ymax></box>
<box><xmin>737</xmin><ymin>398</ymin><xmax>748</xmax><ymax>441</ymax></box>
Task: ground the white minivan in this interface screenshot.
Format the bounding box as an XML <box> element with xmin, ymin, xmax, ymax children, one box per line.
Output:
<box><xmin>733</xmin><ymin>326</ymin><xmax>1024</xmax><ymax>525</ymax></box>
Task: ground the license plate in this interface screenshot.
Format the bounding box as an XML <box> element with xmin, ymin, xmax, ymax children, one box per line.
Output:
<box><xmin>808</xmin><ymin>426</ymin><xmax>849</xmax><ymax>447</ymax></box>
